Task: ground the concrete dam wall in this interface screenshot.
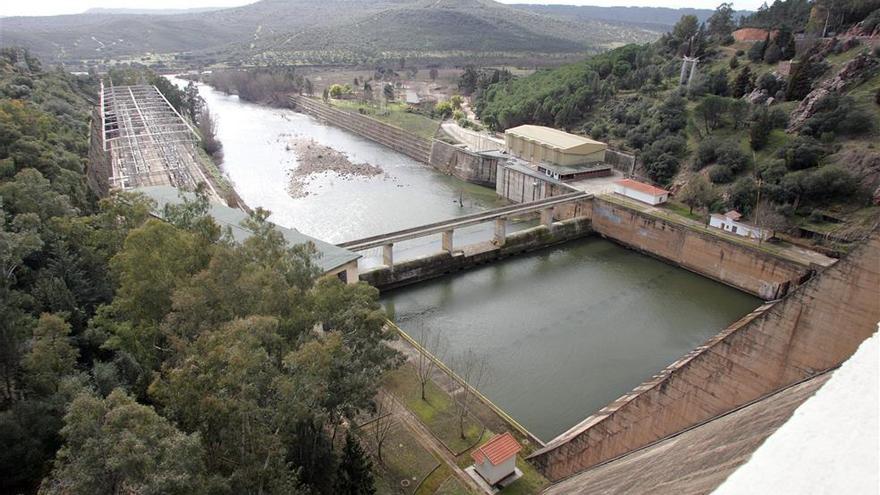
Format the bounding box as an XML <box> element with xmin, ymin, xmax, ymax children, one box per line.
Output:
<box><xmin>588</xmin><ymin>198</ymin><xmax>812</xmax><ymax>300</ymax></box>
<box><xmin>290</xmin><ymin>95</ymin><xmax>434</xmax><ymax>163</ymax></box>
<box><xmin>528</xmin><ymin>230</ymin><xmax>880</xmax><ymax>481</ymax></box>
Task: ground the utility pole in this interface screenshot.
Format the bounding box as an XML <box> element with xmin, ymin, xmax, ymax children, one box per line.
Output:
<box><xmin>754</xmin><ymin>177</ymin><xmax>764</xmax><ymax>244</ymax></box>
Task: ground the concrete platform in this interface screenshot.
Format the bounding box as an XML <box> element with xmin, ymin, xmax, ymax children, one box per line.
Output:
<box><xmin>465</xmin><ymin>466</ymin><xmax>523</xmax><ymax>495</ymax></box>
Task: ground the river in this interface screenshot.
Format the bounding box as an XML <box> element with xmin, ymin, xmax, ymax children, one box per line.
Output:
<box><xmin>177</xmin><ymin>78</ymin><xmax>760</xmax><ymax>442</ymax></box>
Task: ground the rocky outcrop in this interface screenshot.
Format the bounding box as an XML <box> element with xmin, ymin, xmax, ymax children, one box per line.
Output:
<box><xmin>787</xmin><ymin>53</ymin><xmax>879</xmax><ymax>132</ymax></box>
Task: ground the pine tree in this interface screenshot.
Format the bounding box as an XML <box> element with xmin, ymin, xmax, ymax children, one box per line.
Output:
<box><xmin>732</xmin><ymin>66</ymin><xmax>754</xmax><ymax>98</ymax></box>
<box><xmin>337</xmin><ymin>432</ymin><xmax>376</xmax><ymax>495</ymax></box>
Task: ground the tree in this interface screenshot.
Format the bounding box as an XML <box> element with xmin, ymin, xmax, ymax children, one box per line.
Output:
<box><xmin>763</xmin><ymin>41</ymin><xmax>782</xmax><ymax>64</ymax></box>
<box><xmin>303</xmin><ymin>78</ymin><xmax>314</xmax><ymax>96</ymax></box>
<box><xmin>416</xmin><ymin>327</ymin><xmax>447</xmax><ymax>401</ymax></box>
<box><xmin>429</xmin><ymin>68</ymin><xmax>438</xmax><ymax>81</ymax></box>
<box><xmin>732</xmin><ymin>66</ymin><xmax>754</xmax><ymax>98</ymax></box>
<box><xmin>678</xmin><ymin>175</ymin><xmax>715</xmax><ymax>214</ymax></box>
<box><xmin>383</xmin><ymin>84</ymin><xmax>394</xmax><ymax>101</ymax></box>
<box><xmin>40</xmin><ymin>389</ymin><xmax>222</xmax><ymax>495</ymax></box>
<box><xmin>450</xmin><ymin>351</ymin><xmax>488</xmax><ymax>440</ymax></box>
<box><xmin>369</xmin><ymin>392</ymin><xmax>395</xmax><ymax>464</ymax></box>
<box><xmin>695</xmin><ymin>95</ymin><xmax>728</xmax><ymax>134</ymax></box>
<box><xmin>748</xmin><ymin>40</ymin><xmax>767</xmax><ymax>63</ymax></box>
<box><xmin>197</xmin><ymin>106</ymin><xmax>222</xmax><ymax>158</ymax></box>
<box><xmin>434</xmin><ymin>101</ymin><xmax>454</xmax><ymax>119</ymax></box>
<box><xmin>709</xmin><ymin>69</ymin><xmax>729</xmax><ymax>96</ymax></box>
<box><xmin>337</xmin><ymin>432</ymin><xmax>375</xmax><ymax>495</ymax></box>
<box><xmin>673</xmin><ymin>15</ymin><xmax>700</xmax><ymax>45</ymax></box>
<box><xmin>22</xmin><ymin>314</ymin><xmax>78</xmax><ymax>395</ymax></box>
<box><xmin>750</xmin><ymin>108</ymin><xmax>773</xmax><ymax>150</ymax></box>
<box><xmin>458</xmin><ymin>65</ymin><xmax>479</xmax><ymax>96</ymax></box>
<box><xmin>707</xmin><ymin>3</ymin><xmax>736</xmax><ymax>39</ymax></box>
<box><xmin>729</xmin><ymin>55</ymin><xmax>739</xmax><ymax>69</ymax></box>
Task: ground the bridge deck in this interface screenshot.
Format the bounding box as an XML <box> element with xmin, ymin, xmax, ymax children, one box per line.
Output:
<box><xmin>338</xmin><ymin>191</ymin><xmax>590</xmax><ymax>251</ymax></box>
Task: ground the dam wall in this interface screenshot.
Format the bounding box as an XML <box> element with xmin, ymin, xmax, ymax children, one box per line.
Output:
<box><xmin>528</xmin><ymin>230</ymin><xmax>880</xmax><ymax>481</ymax></box>
<box><xmin>587</xmin><ymin>198</ymin><xmax>813</xmax><ymax>300</ymax></box>
<box><xmin>290</xmin><ymin>95</ymin><xmax>433</xmax><ymax>163</ymax></box>
<box><xmin>428</xmin><ymin>140</ymin><xmax>498</xmax><ymax>187</ymax></box>
<box><xmin>360</xmin><ymin>217</ymin><xmax>592</xmax><ymax>291</ymax></box>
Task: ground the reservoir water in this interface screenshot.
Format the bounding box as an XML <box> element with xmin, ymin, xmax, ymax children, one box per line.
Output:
<box><xmin>383</xmin><ymin>237</ymin><xmax>760</xmax><ymax>441</ymax></box>
<box><xmin>179</xmin><ymin>78</ymin><xmax>761</xmax><ymax>442</ymax></box>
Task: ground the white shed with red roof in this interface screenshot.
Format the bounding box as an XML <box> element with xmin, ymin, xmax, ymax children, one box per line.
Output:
<box><xmin>471</xmin><ymin>432</ymin><xmax>522</xmax><ymax>486</ymax></box>
<box><xmin>613</xmin><ymin>178</ymin><xmax>670</xmax><ymax>205</ymax></box>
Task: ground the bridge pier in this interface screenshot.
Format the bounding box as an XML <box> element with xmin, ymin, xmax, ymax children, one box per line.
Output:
<box><xmin>442</xmin><ymin>229</ymin><xmax>454</xmax><ymax>253</ymax></box>
<box><xmin>383</xmin><ymin>243</ymin><xmax>394</xmax><ymax>268</ymax></box>
<box><xmin>494</xmin><ymin>217</ymin><xmax>507</xmax><ymax>245</ymax></box>
<box><xmin>541</xmin><ymin>207</ymin><xmax>555</xmax><ymax>226</ymax></box>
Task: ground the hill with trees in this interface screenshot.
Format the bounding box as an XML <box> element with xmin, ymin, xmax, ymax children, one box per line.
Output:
<box><xmin>0</xmin><ymin>48</ymin><xmax>399</xmax><ymax>494</ymax></box>
<box><xmin>2</xmin><ymin>0</ymin><xmax>671</xmax><ymax>67</ymax></box>
<box><xmin>474</xmin><ymin>1</ymin><xmax>880</xmax><ymax>249</ymax></box>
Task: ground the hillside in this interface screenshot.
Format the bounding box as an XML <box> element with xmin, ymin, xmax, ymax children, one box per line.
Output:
<box><xmin>474</xmin><ymin>3</ymin><xmax>880</xmax><ymax>250</ymax></box>
<box><xmin>510</xmin><ymin>4</ymin><xmax>747</xmax><ymax>31</ymax></box>
<box><xmin>1</xmin><ymin>0</ymin><xmax>663</xmax><ymax>66</ymax></box>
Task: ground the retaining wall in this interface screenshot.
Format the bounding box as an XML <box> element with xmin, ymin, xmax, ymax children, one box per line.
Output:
<box><xmin>588</xmin><ymin>198</ymin><xmax>812</xmax><ymax>299</ymax></box>
<box><xmin>529</xmin><ymin>230</ymin><xmax>880</xmax><ymax>481</ymax></box>
<box><xmin>87</xmin><ymin>109</ymin><xmax>112</xmax><ymax>196</ymax></box>
<box><xmin>290</xmin><ymin>95</ymin><xmax>433</xmax><ymax>163</ymax></box>
<box><xmin>428</xmin><ymin>140</ymin><xmax>498</xmax><ymax>187</ymax></box>
<box><xmin>495</xmin><ymin>163</ymin><xmax>579</xmax><ymax>204</ymax></box>
<box><xmin>360</xmin><ymin>217</ymin><xmax>592</xmax><ymax>291</ymax></box>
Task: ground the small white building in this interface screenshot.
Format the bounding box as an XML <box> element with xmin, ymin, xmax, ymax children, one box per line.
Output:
<box><xmin>471</xmin><ymin>432</ymin><xmax>522</xmax><ymax>486</ymax></box>
<box><xmin>613</xmin><ymin>179</ymin><xmax>670</xmax><ymax>205</ymax></box>
<box><xmin>709</xmin><ymin>210</ymin><xmax>769</xmax><ymax>240</ymax></box>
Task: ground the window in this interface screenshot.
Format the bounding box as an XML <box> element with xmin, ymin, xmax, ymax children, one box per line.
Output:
<box><xmin>732</xmin><ymin>226</ymin><xmax>738</xmax><ymax>233</ymax></box>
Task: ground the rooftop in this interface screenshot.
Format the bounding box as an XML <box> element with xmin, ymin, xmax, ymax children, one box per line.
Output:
<box><xmin>538</xmin><ymin>162</ymin><xmax>612</xmax><ymax>175</ymax></box>
<box><xmin>614</xmin><ymin>178</ymin><xmax>669</xmax><ymax>197</ymax></box>
<box><xmin>471</xmin><ymin>432</ymin><xmax>522</xmax><ymax>466</ymax></box>
<box><xmin>505</xmin><ymin>125</ymin><xmax>606</xmax><ymax>153</ymax></box>
<box><xmin>135</xmin><ymin>185</ymin><xmax>360</xmax><ymax>273</ymax></box>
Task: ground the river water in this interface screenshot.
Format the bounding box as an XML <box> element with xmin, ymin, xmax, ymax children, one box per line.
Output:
<box><xmin>179</xmin><ymin>78</ymin><xmax>760</xmax><ymax>443</ymax></box>
<box><xmin>169</xmin><ymin>77</ymin><xmax>518</xmax><ymax>266</ymax></box>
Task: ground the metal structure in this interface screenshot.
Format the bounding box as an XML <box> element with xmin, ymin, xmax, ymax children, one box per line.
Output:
<box><xmin>100</xmin><ymin>81</ymin><xmax>215</xmax><ymax>194</ymax></box>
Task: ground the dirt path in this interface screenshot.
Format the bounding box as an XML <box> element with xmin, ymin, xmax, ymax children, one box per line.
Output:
<box><xmin>384</xmin><ymin>391</ymin><xmax>484</xmax><ymax>494</ymax></box>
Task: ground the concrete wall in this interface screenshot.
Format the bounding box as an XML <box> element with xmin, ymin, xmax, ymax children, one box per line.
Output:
<box><xmin>440</xmin><ymin>124</ymin><xmax>504</xmax><ymax>152</ymax></box>
<box><xmin>359</xmin><ymin>217</ymin><xmax>592</xmax><ymax>291</ymax></box>
<box><xmin>604</xmin><ymin>149</ymin><xmax>636</xmax><ymax>175</ymax></box>
<box><xmin>429</xmin><ymin>140</ymin><xmax>498</xmax><ymax>187</ymax></box>
<box><xmin>290</xmin><ymin>95</ymin><xmax>434</xmax><ymax>163</ymax></box>
<box><xmin>495</xmin><ymin>163</ymin><xmax>579</xmax><ymax>204</ymax></box>
<box><xmin>589</xmin><ymin>198</ymin><xmax>811</xmax><ymax>300</ymax></box>
<box><xmin>87</xmin><ymin>109</ymin><xmax>111</xmax><ymax>197</ymax></box>
<box><xmin>529</xmin><ymin>230</ymin><xmax>880</xmax><ymax>481</ymax></box>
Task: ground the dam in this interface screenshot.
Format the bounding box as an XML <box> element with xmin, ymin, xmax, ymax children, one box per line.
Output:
<box><xmin>108</xmin><ymin>81</ymin><xmax>877</xmax><ymax>488</ymax></box>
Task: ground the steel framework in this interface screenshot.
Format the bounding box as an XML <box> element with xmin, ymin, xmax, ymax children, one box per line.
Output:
<box><xmin>100</xmin><ymin>81</ymin><xmax>214</xmax><ymax>193</ymax></box>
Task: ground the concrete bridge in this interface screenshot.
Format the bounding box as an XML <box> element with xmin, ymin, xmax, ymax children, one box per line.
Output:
<box><xmin>339</xmin><ymin>191</ymin><xmax>594</xmax><ymax>290</ymax></box>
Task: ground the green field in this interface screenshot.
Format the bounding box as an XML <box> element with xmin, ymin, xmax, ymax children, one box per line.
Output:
<box><xmin>328</xmin><ymin>99</ymin><xmax>441</xmax><ymax>140</ymax></box>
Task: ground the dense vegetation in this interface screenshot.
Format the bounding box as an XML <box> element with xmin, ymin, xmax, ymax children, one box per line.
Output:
<box><xmin>475</xmin><ymin>1</ymin><xmax>880</xmax><ymax>242</ymax></box>
<box><xmin>0</xmin><ymin>48</ymin><xmax>397</xmax><ymax>494</ymax></box>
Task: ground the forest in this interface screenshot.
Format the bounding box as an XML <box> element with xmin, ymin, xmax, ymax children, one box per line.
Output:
<box><xmin>0</xmin><ymin>47</ymin><xmax>396</xmax><ymax>494</ymax></box>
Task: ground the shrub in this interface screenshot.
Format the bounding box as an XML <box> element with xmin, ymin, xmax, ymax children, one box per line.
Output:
<box><xmin>801</xmin><ymin>95</ymin><xmax>875</xmax><ymax>137</ymax></box>
<box><xmin>434</xmin><ymin>101</ymin><xmax>454</xmax><ymax>119</ymax></box>
<box><xmin>716</xmin><ymin>141</ymin><xmax>751</xmax><ymax>173</ymax></box>
<box><xmin>729</xmin><ymin>177</ymin><xmax>758</xmax><ymax>215</ymax></box>
<box><xmin>748</xmin><ymin>41</ymin><xmax>767</xmax><ymax>62</ymax></box>
<box><xmin>708</xmin><ymin>164</ymin><xmax>734</xmax><ymax>183</ymax></box>
<box><xmin>777</xmin><ymin>136</ymin><xmax>827</xmax><ymax>170</ymax></box>
<box><xmin>644</xmin><ymin>153</ymin><xmax>679</xmax><ymax>185</ymax></box>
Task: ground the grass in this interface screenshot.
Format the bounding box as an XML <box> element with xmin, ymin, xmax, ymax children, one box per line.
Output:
<box><xmin>328</xmin><ymin>99</ymin><xmax>441</xmax><ymax>140</ymax></box>
<box><xmin>662</xmin><ymin>200</ymin><xmax>706</xmax><ymax>223</ymax></box>
<box><xmin>434</xmin><ymin>475</ymin><xmax>472</xmax><ymax>495</ymax></box>
<box><xmin>498</xmin><ymin>458</ymin><xmax>550</xmax><ymax>495</ymax></box>
<box><xmin>363</xmin><ymin>422</ymin><xmax>440</xmax><ymax>495</ymax></box>
<box><xmin>384</xmin><ymin>365</ymin><xmax>486</xmax><ymax>455</ymax></box>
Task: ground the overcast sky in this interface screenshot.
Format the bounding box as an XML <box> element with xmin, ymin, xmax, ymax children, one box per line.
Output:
<box><xmin>0</xmin><ymin>0</ymin><xmax>763</xmax><ymax>18</ymax></box>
